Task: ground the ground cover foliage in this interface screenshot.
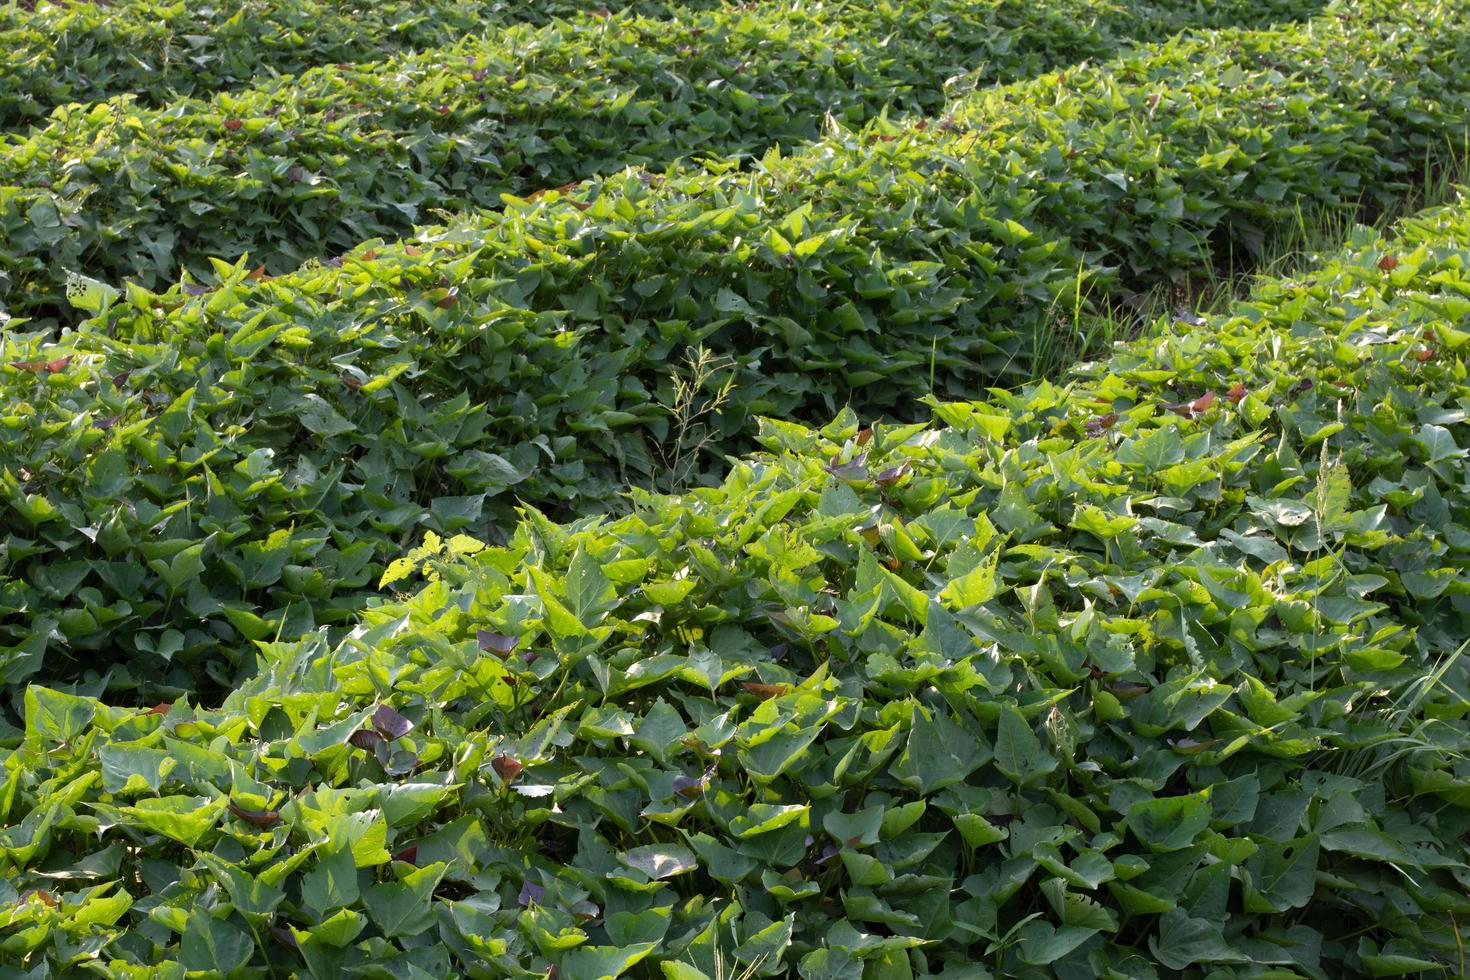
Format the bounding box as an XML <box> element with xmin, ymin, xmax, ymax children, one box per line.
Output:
<box><xmin>0</xmin><ymin>0</ymin><xmax>1326</xmax><ymax>323</ymax></box>
<box><xmin>2</xmin><ymin>1</ymin><xmax>1467</xmax><ymax>701</ymax></box>
<box><xmin>5</xmin><ymin>190</ymin><xmax>1470</xmax><ymax>976</ymax></box>
<box><xmin>0</xmin><ymin>0</ymin><xmax>726</xmax><ymax>131</ymax></box>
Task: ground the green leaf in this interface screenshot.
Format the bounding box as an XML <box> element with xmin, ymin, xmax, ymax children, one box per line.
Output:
<box><xmin>892</xmin><ymin>707</ymin><xmax>992</xmax><ymax>795</ymax></box>
<box><xmin>302</xmin><ymin>844</ymin><xmax>360</xmax><ymax>917</ymax></box>
<box><xmin>1016</xmin><ymin>921</ymin><xmax>1098</xmax><ymax>965</ymax></box>
<box><xmin>993</xmin><ymin>705</ymin><xmax>1056</xmax><ymax>787</ymax></box>
<box><xmin>1149</xmin><ymin>909</ymin><xmax>1248</xmax><ymax>969</ymax></box>
<box><xmin>561</xmin><ymin>943</ymin><xmax>658</xmax><ymax>979</ymax></box>
<box><xmin>940</xmin><ymin>546</ymin><xmax>1001</xmax><ymax>608</ymax></box>
<box><xmin>180</xmin><ymin>909</ymin><xmax>254</xmax><ymax>976</ymax></box>
<box><xmin>25</xmin><ymin>687</ymin><xmax>96</xmax><ymax>746</ymax></box>
<box><xmin>621</xmin><ymin>843</ymin><xmax>698</xmax><ymax>880</ymax></box>
<box><xmin>1242</xmin><ymin>835</ymin><xmax>1319</xmax><ymax>912</ymax></box>
<box><xmin>1126</xmin><ymin>792</ymin><xmax>1213</xmax><ymax>852</ymax></box>
<box><xmin>363</xmin><ymin>862</ymin><xmax>447</xmax><ymax>938</ymax></box>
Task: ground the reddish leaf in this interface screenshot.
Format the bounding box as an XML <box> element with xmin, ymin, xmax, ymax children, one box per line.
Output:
<box><xmin>246</xmin><ymin>265</ymin><xmax>267</xmax><ymax>281</ymax></box>
<box><xmin>1164</xmin><ymin>392</ymin><xmax>1216</xmax><ymax>418</ymax></box>
<box><xmin>1378</xmin><ymin>254</ymin><xmax>1398</xmax><ymax>271</ymax></box>
<box><xmin>372</xmin><ymin>704</ymin><xmax>414</xmax><ymax>741</ymax></box>
<box><xmin>742</xmin><ymin>682</ymin><xmax>790</xmax><ymax>700</ymax></box>
<box><xmin>1084</xmin><ymin>412</ymin><xmax>1119</xmax><ymax>436</ymax></box>
<box><xmin>1290</xmin><ymin>378</ymin><xmax>1314</xmax><ymax>396</ymax></box>
<box><xmin>492</xmin><ymin>754</ymin><xmax>524</xmax><ymax>783</ymax></box>
<box><xmin>11</xmin><ymin>356</ymin><xmax>71</xmax><ymax>374</ymax></box>
<box><xmin>435</xmin><ymin>287</ymin><xmax>459</xmax><ymax>309</ymax></box>
<box><xmin>393</xmin><ymin>846</ymin><xmax>419</xmax><ymax>865</ymax></box>
<box><xmin>269</xmin><ymin>926</ymin><xmax>298</xmax><ymax>949</ymax></box>
<box><xmin>1226</xmin><ymin>383</ymin><xmax>1248</xmax><ymax>405</ymax></box>
<box><xmin>21</xmin><ymin>889</ymin><xmax>58</xmax><ymax>907</ymax></box>
<box><xmin>528</xmin><ymin>181</ymin><xmax>581</xmax><ymax>202</ymax></box>
<box><xmin>1413</xmin><ymin>347</ymin><xmax>1437</xmax><ymax>362</ymax></box>
<box><xmin>182</xmin><ymin>282</ymin><xmax>210</xmax><ymax>296</ymax></box>
<box><xmin>855</xmin><ymin>427</ymin><xmax>874</xmax><ymax>446</ymax></box>
<box><xmin>223</xmin><ymin>118</ymin><xmax>243</xmax><ymax>132</ymax></box>
<box><xmin>476</xmin><ymin>630</ymin><xmax>520</xmax><ymax>654</ymax></box>
<box><xmin>341</xmin><ymin>374</ymin><xmax>362</xmax><ymax>390</ymax></box>
<box><xmin>228</xmin><ymin>803</ymin><xmax>280</xmax><ymax>827</ymax></box>
<box><xmin>145</xmin><ymin>702</ymin><xmax>172</xmax><ymax>716</ymax></box>
<box><xmin>94</xmin><ymin>413</ymin><xmax>124</xmax><ymax>431</ymax></box>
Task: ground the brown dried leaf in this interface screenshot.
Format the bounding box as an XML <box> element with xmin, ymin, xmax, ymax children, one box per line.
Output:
<box><xmin>742</xmin><ymin>682</ymin><xmax>790</xmax><ymax>700</ymax></box>
<box><xmin>228</xmin><ymin>803</ymin><xmax>281</xmax><ymax>827</ymax></box>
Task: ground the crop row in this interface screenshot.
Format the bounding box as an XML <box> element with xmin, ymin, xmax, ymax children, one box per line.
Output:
<box><xmin>0</xmin><ymin>0</ymin><xmax>1327</xmax><ymax>323</ymax></box>
<box><xmin>4</xmin><ymin>184</ymin><xmax>1469</xmax><ymax>975</ymax></box>
<box><xmin>1</xmin><ymin>0</ymin><xmax>1465</xmax><ymax>697</ymax></box>
<box><xmin>0</xmin><ymin>0</ymin><xmax>722</xmax><ymax>130</ymax></box>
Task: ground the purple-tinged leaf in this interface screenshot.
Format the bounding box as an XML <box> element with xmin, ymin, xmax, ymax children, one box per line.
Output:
<box><xmin>476</xmin><ymin>630</ymin><xmax>520</xmax><ymax>654</ymax></box>
<box><xmin>349</xmin><ymin>729</ymin><xmax>384</xmax><ymax>751</ymax></box>
<box><xmin>828</xmin><ymin>452</ymin><xmax>870</xmax><ymax>482</ymax></box>
<box><xmin>875</xmin><ymin>461</ymin><xmax>910</xmax><ymax>486</ymax></box>
<box><xmin>372</xmin><ymin>704</ymin><xmax>414</xmax><ymax>741</ymax></box>
<box><xmin>518</xmin><ymin>879</ymin><xmax>546</xmax><ymax>908</ymax></box>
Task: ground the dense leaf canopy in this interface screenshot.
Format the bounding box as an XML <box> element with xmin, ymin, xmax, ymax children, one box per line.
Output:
<box><xmin>7</xmin><ymin>190</ymin><xmax>1470</xmax><ymax>976</ymax></box>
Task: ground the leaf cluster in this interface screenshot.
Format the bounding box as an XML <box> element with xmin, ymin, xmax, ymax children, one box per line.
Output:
<box><xmin>0</xmin><ymin>0</ymin><xmax>724</xmax><ymax>130</ymax></box>
<box><xmin>0</xmin><ymin>0</ymin><xmax>1326</xmax><ymax>322</ymax></box>
<box><xmin>2</xmin><ymin>1</ymin><xmax>1465</xmax><ymax>697</ymax></box>
<box><xmin>5</xmin><ymin>189</ymin><xmax>1470</xmax><ymax>976</ymax></box>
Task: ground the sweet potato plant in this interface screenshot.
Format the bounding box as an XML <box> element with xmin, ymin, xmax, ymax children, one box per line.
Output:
<box><xmin>1</xmin><ymin>0</ymin><xmax>1466</xmax><ymax>699</ymax></box>
<box><xmin>4</xmin><ymin>191</ymin><xmax>1470</xmax><ymax>976</ymax></box>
